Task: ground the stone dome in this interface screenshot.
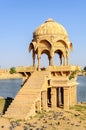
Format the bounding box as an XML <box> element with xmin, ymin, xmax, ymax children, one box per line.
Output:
<box><xmin>33</xmin><ymin>18</ymin><xmax>68</xmax><ymax>37</ymax></box>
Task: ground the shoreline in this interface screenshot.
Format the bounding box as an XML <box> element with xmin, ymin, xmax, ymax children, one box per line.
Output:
<box><xmin>0</xmin><ymin>73</ymin><xmax>23</xmax><ymax>80</ymax></box>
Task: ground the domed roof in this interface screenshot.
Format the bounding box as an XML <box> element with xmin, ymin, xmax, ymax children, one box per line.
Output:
<box><xmin>33</xmin><ymin>18</ymin><xmax>68</xmax><ymax>37</ymax></box>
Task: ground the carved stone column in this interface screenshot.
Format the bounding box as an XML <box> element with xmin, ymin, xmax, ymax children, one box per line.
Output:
<box><xmin>50</xmin><ymin>47</ymin><xmax>54</xmax><ymax>66</ymax></box>
<box><xmin>60</xmin><ymin>55</ymin><xmax>62</xmax><ymax>65</ymax></box>
<box><xmin>50</xmin><ymin>56</ymin><xmax>54</xmax><ymax>66</ymax></box>
<box><xmin>64</xmin><ymin>56</ymin><xmax>66</xmax><ymax>66</ymax></box>
<box><xmin>38</xmin><ymin>57</ymin><xmax>41</xmax><ymax>71</ymax></box>
<box><xmin>66</xmin><ymin>52</ymin><xmax>69</xmax><ymax>65</ymax></box>
<box><xmin>32</xmin><ymin>52</ymin><xmax>35</xmax><ymax>66</ymax></box>
<box><xmin>37</xmin><ymin>50</ymin><xmax>41</xmax><ymax>71</ymax></box>
<box><xmin>41</xmin><ymin>91</ymin><xmax>47</xmax><ymax>111</ymax></box>
<box><xmin>64</xmin><ymin>87</ymin><xmax>69</xmax><ymax>110</ymax></box>
<box><xmin>72</xmin><ymin>85</ymin><xmax>77</xmax><ymax>105</ymax></box>
<box><xmin>51</xmin><ymin>87</ymin><xmax>57</xmax><ymax>108</ymax></box>
<box><xmin>48</xmin><ymin>56</ymin><xmax>51</xmax><ymax>66</ymax></box>
<box><xmin>69</xmin><ymin>86</ymin><xmax>72</xmax><ymax>106</ymax></box>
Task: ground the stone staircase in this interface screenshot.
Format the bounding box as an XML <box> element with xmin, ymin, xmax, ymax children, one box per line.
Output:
<box><xmin>4</xmin><ymin>71</ymin><xmax>50</xmax><ymax>119</ymax></box>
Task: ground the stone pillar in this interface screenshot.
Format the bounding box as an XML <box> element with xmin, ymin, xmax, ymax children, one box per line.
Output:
<box><xmin>60</xmin><ymin>55</ymin><xmax>62</xmax><ymax>65</ymax></box>
<box><xmin>64</xmin><ymin>57</ymin><xmax>66</xmax><ymax>66</ymax></box>
<box><xmin>57</xmin><ymin>88</ymin><xmax>60</xmax><ymax>107</ymax></box>
<box><xmin>71</xmin><ymin>86</ymin><xmax>74</xmax><ymax>105</ymax></box>
<box><xmin>69</xmin><ymin>86</ymin><xmax>72</xmax><ymax>106</ymax></box>
<box><xmin>48</xmin><ymin>56</ymin><xmax>51</xmax><ymax>66</ymax></box>
<box><xmin>64</xmin><ymin>87</ymin><xmax>69</xmax><ymax>110</ymax></box>
<box><xmin>50</xmin><ymin>56</ymin><xmax>54</xmax><ymax>66</ymax></box>
<box><xmin>61</xmin><ymin>87</ymin><xmax>64</xmax><ymax>105</ymax></box>
<box><xmin>35</xmin><ymin>100</ymin><xmax>41</xmax><ymax>112</ymax></box>
<box><xmin>71</xmin><ymin>86</ymin><xmax>76</xmax><ymax>106</ymax></box>
<box><xmin>51</xmin><ymin>87</ymin><xmax>57</xmax><ymax>108</ymax></box>
<box><xmin>41</xmin><ymin>91</ymin><xmax>47</xmax><ymax>111</ymax></box>
<box><xmin>33</xmin><ymin>53</ymin><xmax>35</xmax><ymax>66</ymax></box>
<box><xmin>72</xmin><ymin>86</ymin><xmax>77</xmax><ymax>105</ymax></box>
<box><xmin>67</xmin><ymin>57</ymin><xmax>69</xmax><ymax>65</ymax></box>
<box><xmin>38</xmin><ymin>57</ymin><xmax>40</xmax><ymax>70</ymax></box>
<box><xmin>37</xmin><ymin>50</ymin><xmax>41</xmax><ymax>71</ymax></box>
<box><xmin>50</xmin><ymin>48</ymin><xmax>54</xmax><ymax>66</ymax></box>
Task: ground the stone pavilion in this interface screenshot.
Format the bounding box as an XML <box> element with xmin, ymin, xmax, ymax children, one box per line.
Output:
<box><xmin>4</xmin><ymin>18</ymin><xmax>80</xmax><ymax>119</ymax></box>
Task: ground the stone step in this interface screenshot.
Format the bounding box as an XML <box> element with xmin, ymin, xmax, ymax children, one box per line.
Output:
<box><xmin>4</xmin><ymin>71</ymin><xmax>50</xmax><ymax>119</ymax></box>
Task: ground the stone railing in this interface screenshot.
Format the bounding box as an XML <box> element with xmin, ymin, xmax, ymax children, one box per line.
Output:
<box><xmin>46</xmin><ymin>65</ymin><xmax>80</xmax><ymax>72</ymax></box>
<box><xmin>16</xmin><ymin>66</ymin><xmax>36</xmax><ymax>72</ymax></box>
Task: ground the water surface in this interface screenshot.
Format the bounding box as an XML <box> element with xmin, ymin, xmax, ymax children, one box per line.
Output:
<box><xmin>77</xmin><ymin>76</ymin><xmax>86</xmax><ymax>102</ymax></box>
<box><xmin>0</xmin><ymin>76</ymin><xmax>86</xmax><ymax>102</ymax></box>
<box><xmin>0</xmin><ymin>79</ymin><xmax>22</xmax><ymax>99</ymax></box>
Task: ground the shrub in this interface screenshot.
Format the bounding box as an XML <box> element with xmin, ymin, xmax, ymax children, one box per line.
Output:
<box><xmin>9</xmin><ymin>67</ymin><xmax>16</xmax><ymax>74</ymax></box>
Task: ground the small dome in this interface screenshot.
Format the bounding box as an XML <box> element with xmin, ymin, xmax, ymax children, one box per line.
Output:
<box><xmin>33</xmin><ymin>18</ymin><xmax>68</xmax><ymax>37</ymax></box>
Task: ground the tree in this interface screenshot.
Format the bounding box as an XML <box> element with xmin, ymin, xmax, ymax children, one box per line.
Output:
<box><xmin>83</xmin><ymin>66</ymin><xmax>86</xmax><ymax>71</ymax></box>
<box><xmin>9</xmin><ymin>67</ymin><xmax>16</xmax><ymax>74</ymax></box>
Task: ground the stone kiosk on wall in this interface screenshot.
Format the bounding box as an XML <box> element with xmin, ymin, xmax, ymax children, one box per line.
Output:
<box><xmin>4</xmin><ymin>18</ymin><xmax>80</xmax><ymax>119</ymax></box>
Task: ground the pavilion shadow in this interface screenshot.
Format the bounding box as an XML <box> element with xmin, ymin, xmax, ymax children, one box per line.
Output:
<box><xmin>3</xmin><ymin>97</ymin><xmax>13</xmax><ymax>114</ymax></box>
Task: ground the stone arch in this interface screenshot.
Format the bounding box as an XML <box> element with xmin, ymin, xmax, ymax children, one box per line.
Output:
<box><xmin>29</xmin><ymin>43</ymin><xmax>34</xmax><ymax>52</ymax></box>
<box><xmin>39</xmin><ymin>40</ymin><xmax>52</xmax><ymax>50</ymax></box>
<box><xmin>40</xmin><ymin>49</ymin><xmax>50</xmax><ymax>69</ymax></box>
<box><xmin>56</xmin><ymin>40</ymin><xmax>68</xmax><ymax>49</ymax></box>
<box><xmin>54</xmin><ymin>49</ymin><xmax>63</xmax><ymax>66</ymax></box>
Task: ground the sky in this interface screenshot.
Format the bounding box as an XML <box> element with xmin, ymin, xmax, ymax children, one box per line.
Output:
<box><xmin>0</xmin><ymin>0</ymin><xmax>86</xmax><ymax>69</ymax></box>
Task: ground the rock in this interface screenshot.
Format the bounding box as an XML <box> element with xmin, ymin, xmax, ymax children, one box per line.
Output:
<box><xmin>59</xmin><ymin>112</ymin><xmax>64</xmax><ymax>116</ymax></box>
<box><xmin>1</xmin><ymin>125</ymin><xmax>4</xmax><ymax>128</ymax></box>
<box><xmin>79</xmin><ymin>120</ymin><xmax>82</xmax><ymax>123</ymax></box>
<box><xmin>49</xmin><ymin>122</ymin><xmax>53</xmax><ymax>126</ymax></box>
<box><xmin>67</xmin><ymin>121</ymin><xmax>71</xmax><ymax>124</ymax></box>
<box><xmin>53</xmin><ymin>113</ymin><xmax>58</xmax><ymax>120</ymax></box>
<box><xmin>36</xmin><ymin>128</ymin><xmax>41</xmax><ymax>130</ymax></box>
<box><xmin>43</xmin><ymin>120</ymin><xmax>47</xmax><ymax>123</ymax></box>
<box><xmin>75</xmin><ymin>124</ymin><xmax>80</xmax><ymax>127</ymax></box>
<box><xmin>71</xmin><ymin>123</ymin><xmax>74</xmax><ymax>126</ymax></box>
<box><xmin>24</xmin><ymin>125</ymin><xmax>29</xmax><ymax>130</ymax></box>
<box><xmin>74</xmin><ymin>113</ymin><xmax>80</xmax><ymax>116</ymax></box>
<box><xmin>62</xmin><ymin>116</ymin><xmax>66</xmax><ymax>120</ymax></box>
<box><xmin>42</xmin><ymin>125</ymin><xmax>47</xmax><ymax>129</ymax></box>
<box><xmin>9</xmin><ymin>125</ymin><xmax>15</xmax><ymax>130</ymax></box>
<box><xmin>34</xmin><ymin>121</ymin><xmax>38</xmax><ymax>124</ymax></box>
<box><xmin>16</xmin><ymin>121</ymin><xmax>21</xmax><ymax>126</ymax></box>
<box><xmin>56</xmin><ymin>121</ymin><xmax>61</xmax><ymax>125</ymax></box>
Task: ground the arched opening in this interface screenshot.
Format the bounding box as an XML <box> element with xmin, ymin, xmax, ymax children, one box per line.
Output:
<box><xmin>40</xmin><ymin>50</ymin><xmax>50</xmax><ymax>69</ymax></box>
<box><xmin>40</xmin><ymin>54</ymin><xmax>48</xmax><ymax>69</ymax></box>
<box><xmin>54</xmin><ymin>50</ymin><xmax>63</xmax><ymax>66</ymax></box>
<box><xmin>54</xmin><ymin>53</ymin><xmax>60</xmax><ymax>66</ymax></box>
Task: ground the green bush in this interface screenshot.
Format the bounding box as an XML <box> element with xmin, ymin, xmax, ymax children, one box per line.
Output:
<box><xmin>83</xmin><ymin>66</ymin><xmax>86</xmax><ymax>71</ymax></box>
<box><xmin>9</xmin><ymin>67</ymin><xmax>16</xmax><ymax>74</ymax></box>
<box><xmin>69</xmin><ymin>70</ymin><xmax>79</xmax><ymax>80</ymax></box>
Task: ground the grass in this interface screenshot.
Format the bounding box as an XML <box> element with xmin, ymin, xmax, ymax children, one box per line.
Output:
<box><xmin>70</xmin><ymin>104</ymin><xmax>86</xmax><ymax>121</ymax></box>
<box><xmin>34</xmin><ymin>111</ymin><xmax>46</xmax><ymax>119</ymax></box>
<box><xmin>70</xmin><ymin>104</ymin><xmax>86</xmax><ymax>112</ymax></box>
<box><xmin>71</xmin><ymin>104</ymin><xmax>86</xmax><ymax>110</ymax></box>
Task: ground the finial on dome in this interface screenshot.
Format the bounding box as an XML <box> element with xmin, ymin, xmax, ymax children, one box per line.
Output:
<box><xmin>45</xmin><ymin>18</ymin><xmax>55</xmax><ymax>23</ymax></box>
